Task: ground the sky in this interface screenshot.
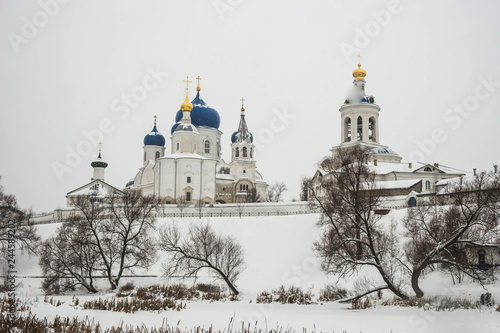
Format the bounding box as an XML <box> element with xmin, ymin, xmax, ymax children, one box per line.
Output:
<box><xmin>1</xmin><ymin>0</ymin><xmax>500</xmax><ymax>212</ymax></box>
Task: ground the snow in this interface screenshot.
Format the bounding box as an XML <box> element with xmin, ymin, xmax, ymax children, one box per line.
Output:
<box><xmin>10</xmin><ymin>212</ymin><xmax>500</xmax><ymax>332</ymax></box>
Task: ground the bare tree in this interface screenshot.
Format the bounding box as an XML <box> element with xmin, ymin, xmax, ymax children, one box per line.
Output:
<box><xmin>300</xmin><ymin>177</ymin><xmax>310</xmax><ymax>201</ymax></box>
<box><xmin>0</xmin><ymin>178</ymin><xmax>40</xmax><ymax>255</ymax></box>
<box><xmin>158</xmin><ymin>223</ymin><xmax>245</xmax><ymax>295</ymax></box>
<box><xmin>310</xmin><ymin>146</ymin><xmax>409</xmax><ymax>300</ymax></box>
<box><xmin>266</xmin><ymin>182</ymin><xmax>287</xmax><ymax>202</ymax></box>
<box><xmin>176</xmin><ymin>196</ymin><xmax>189</xmax><ymax>217</ymax></box>
<box><xmin>404</xmin><ymin>171</ymin><xmax>500</xmax><ymax>297</ymax></box>
<box><xmin>67</xmin><ymin>190</ymin><xmax>159</xmax><ymax>290</ymax></box>
<box><xmin>40</xmin><ymin>218</ymin><xmax>101</xmax><ymax>293</ymax></box>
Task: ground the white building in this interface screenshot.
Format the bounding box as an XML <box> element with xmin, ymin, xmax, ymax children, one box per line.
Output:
<box><xmin>129</xmin><ymin>79</ymin><xmax>268</xmax><ymax>204</ymax></box>
<box><xmin>66</xmin><ymin>144</ymin><xmax>123</xmax><ymax>206</ymax></box>
<box><xmin>312</xmin><ymin>62</ymin><xmax>465</xmax><ymax>207</ymax></box>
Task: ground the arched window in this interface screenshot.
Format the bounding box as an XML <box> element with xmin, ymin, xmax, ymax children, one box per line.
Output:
<box><xmin>425</xmin><ymin>180</ymin><xmax>431</xmax><ymax>190</ymax></box>
<box><xmin>344</xmin><ymin>117</ymin><xmax>351</xmax><ymax>142</ymax></box>
<box><xmin>243</xmin><ymin>147</ymin><xmax>247</xmax><ymax>157</ymax></box>
<box><xmin>369</xmin><ymin>117</ymin><xmax>376</xmax><ymax>142</ymax></box>
<box><xmin>155</xmin><ymin>151</ymin><xmax>160</xmax><ymax>160</ymax></box>
<box><xmin>424</xmin><ymin>167</ymin><xmax>432</xmax><ymax>172</ymax></box>
<box><xmin>357</xmin><ymin>116</ymin><xmax>363</xmax><ymax>141</ymax></box>
<box><xmin>216</xmin><ymin>141</ymin><xmax>220</xmax><ymax>156</ymax></box>
<box><xmin>143</xmin><ymin>151</ymin><xmax>146</xmax><ymax>162</ymax></box>
<box><xmin>250</xmin><ymin>148</ymin><xmax>253</xmax><ymax>158</ymax></box>
<box><xmin>176</xmin><ymin>143</ymin><xmax>180</xmax><ymax>151</ymax></box>
<box><xmin>408</xmin><ymin>197</ymin><xmax>417</xmax><ymax>207</ymax></box>
<box><xmin>204</xmin><ymin>141</ymin><xmax>210</xmax><ymax>154</ymax></box>
<box><xmin>235</xmin><ymin>147</ymin><xmax>239</xmax><ymax>157</ymax></box>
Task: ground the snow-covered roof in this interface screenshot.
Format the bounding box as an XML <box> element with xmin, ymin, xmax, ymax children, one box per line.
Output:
<box><xmin>67</xmin><ymin>179</ymin><xmax>123</xmax><ymax>197</ymax></box>
<box><xmin>368</xmin><ymin>161</ymin><xmax>466</xmax><ymax>175</ymax></box>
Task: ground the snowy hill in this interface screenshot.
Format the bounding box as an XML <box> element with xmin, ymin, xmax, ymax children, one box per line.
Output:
<box><xmin>12</xmin><ymin>210</ymin><xmax>500</xmax><ymax>333</ymax></box>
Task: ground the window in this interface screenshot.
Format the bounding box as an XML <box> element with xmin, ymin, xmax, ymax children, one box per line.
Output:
<box><xmin>243</xmin><ymin>147</ymin><xmax>247</xmax><ymax>157</ymax></box>
<box><xmin>205</xmin><ymin>141</ymin><xmax>210</xmax><ymax>154</ymax></box>
<box><xmin>408</xmin><ymin>197</ymin><xmax>417</xmax><ymax>207</ymax></box>
<box><xmin>194</xmin><ymin>144</ymin><xmax>197</xmax><ymax>151</ymax></box>
<box><xmin>216</xmin><ymin>141</ymin><xmax>220</xmax><ymax>156</ymax></box>
<box><xmin>425</xmin><ymin>180</ymin><xmax>431</xmax><ymax>190</ymax></box>
<box><xmin>144</xmin><ymin>151</ymin><xmax>146</xmax><ymax>162</ymax></box>
<box><xmin>250</xmin><ymin>148</ymin><xmax>253</xmax><ymax>158</ymax></box>
<box><xmin>187</xmin><ymin>177</ymin><xmax>191</xmax><ymax>183</ymax></box>
<box><xmin>357</xmin><ymin>116</ymin><xmax>363</xmax><ymax>141</ymax></box>
<box><xmin>155</xmin><ymin>151</ymin><xmax>160</xmax><ymax>160</ymax></box>
<box><xmin>243</xmin><ymin>169</ymin><xmax>246</xmax><ymax>174</ymax></box>
<box><xmin>424</xmin><ymin>167</ymin><xmax>432</xmax><ymax>172</ymax></box>
<box><xmin>186</xmin><ymin>192</ymin><xmax>191</xmax><ymax>201</ymax></box>
<box><xmin>176</xmin><ymin>142</ymin><xmax>180</xmax><ymax>151</ymax></box>
<box><xmin>166</xmin><ymin>201</ymin><xmax>171</xmax><ymax>204</ymax></box>
<box><xmin>235</xmin><ymin>147</ymin><xmax>239</xmax><ymax>157</ymax></box>
<box><xmin>222</xmin><ymin>187</ymin><xmax>226</xmax><ymax>192</ymax></box>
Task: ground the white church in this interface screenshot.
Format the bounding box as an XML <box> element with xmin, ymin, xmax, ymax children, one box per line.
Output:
<box><xmin>67</xmin><ymin>77</ymin><xmax>268</xmax><ymax>205</ymax></box>
<box><xmin>311</xmin><ymin>62</ymin><xmax>466</xmax><ymax>207</ymax></box>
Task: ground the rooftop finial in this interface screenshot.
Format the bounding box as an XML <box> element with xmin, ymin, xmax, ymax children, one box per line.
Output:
<box><xmin>352</xmin><ymin>54</ymin><xmax>367</xmax><ymax>80</ymax></box>
<box><xmin>240</xmin><ymin>97</ymin><xmax>246</xmax><ymax>112</ymax></box>
<box><xmin>181</xmin><ymin>76</ymin><xmax>193</xmax><ymax>112</ymax></box>
<box><xmin>98</xmin><ymin>141</ymin><xmax>102</xmax><ymax>158</ymax></box>
<box><xmin>154</xmin><ymin>115</ymin><xmax>157</xmax><ymax>126</ymax></box>
<box><xmin>196</xmin><ymin>76</ymin><xmax>202</xmax><ymax>91</ymax></box>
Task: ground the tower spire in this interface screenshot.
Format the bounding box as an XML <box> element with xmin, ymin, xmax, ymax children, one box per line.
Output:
<box><xmin>181</xmin><ymin>76</ymin><xmax>193</xmax><ymax>112</ymax></box>
<box><xmin>154</xmin><ymin>115</ymin><xmax>157</xmax><ymax>126</ymax></box>
<box><xmin>98</xmin><ymin>141</ymin><xmax>102</xmax><ymax>159</ymax></box>
<box><xmin>240</xmin><ymin>97</ymin><xmax>246</xmax><ymax>114</ymax></box>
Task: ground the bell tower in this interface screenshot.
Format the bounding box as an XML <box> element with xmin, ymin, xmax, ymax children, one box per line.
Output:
<box><xmin>332</xmin><ymin>58</ymin><xmax>401</xmax><ymax>163</ymax></box>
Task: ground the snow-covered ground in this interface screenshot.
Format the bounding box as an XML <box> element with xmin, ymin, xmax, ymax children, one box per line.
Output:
<box><xmin>10</xmin><ymin>211</ymin><xmax>500</xmax><ymax>332</ymax></box>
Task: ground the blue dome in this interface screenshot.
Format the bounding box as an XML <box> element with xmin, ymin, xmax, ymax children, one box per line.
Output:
<box><xmin>175</xmin><ymin>91</ymin><xmax>220</xmax><ymax>129</ymax></box>
<box><xmin>144</xmin><ymin>125</ymin><xmax>166</xmax><ymax>146</ymax></box>
<box><xmin>231</xmin><ymin>131</ymin><xmax>253</xmax><ymax>143</ymax></box>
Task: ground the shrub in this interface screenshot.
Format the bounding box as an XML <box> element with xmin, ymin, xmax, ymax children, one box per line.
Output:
<box><xmin>256</xmin><ymin>286</ymin><xmax>313</xmax><ymax>305</ymax></box>
<box><xmin>480</xmin><ymin>292</ymin><xmax>495</xmax><ymax>307</ymax></box>
<box><xmin>317</xmin><ymin>285</ymin><xmax>348</xmax><ymax>302</ymax></box>
<box><xmin>352</xmin><ymin>297</ymin><xmax>373</xmax><ymax>310</ymax></box>
<box><xmin>382</xmin><ymin>296</ymin><xmax>481</xmax><ymax>311</ymax></box>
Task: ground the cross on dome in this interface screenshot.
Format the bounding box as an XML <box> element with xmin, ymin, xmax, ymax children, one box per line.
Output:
<box><xmin>240</xmin><ymin>97</ymin><xmax>245</xmax><ymax>111</ymax></box>
<box><xmin>196</xmin><ymin>76</ymin><xmax>202</xmax><ymax>91</ymax></box>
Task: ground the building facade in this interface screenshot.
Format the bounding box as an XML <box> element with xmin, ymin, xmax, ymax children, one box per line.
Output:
<box><xmin>312</xmin><ymin>62</ymin><xmax>465</xmax><ymax>206</ymax></box>
<box><xmin>129</xmin><ymin>79</ymin><xmax>268</xmax><ymax>204</ymax></box>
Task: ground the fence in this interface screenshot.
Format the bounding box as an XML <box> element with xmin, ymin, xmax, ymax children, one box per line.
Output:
<box><xmin>31</xmin><ymin>202</ymin><xmax>322</xmax><ymax>225</ymax></box>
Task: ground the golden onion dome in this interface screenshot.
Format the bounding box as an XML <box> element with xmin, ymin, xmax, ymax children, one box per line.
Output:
<box><xmin>352</xmin><ymin>63</ymin><xmax>367</xmax><ymax>80</ymax></box>
<box><xmin>181</xmin><ymin>92</ymin><xmax>193</xmax><ymax>112</ymax></box>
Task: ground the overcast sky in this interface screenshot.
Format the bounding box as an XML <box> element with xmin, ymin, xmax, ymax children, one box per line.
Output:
<box><xmin>1</xmin><ymin>0</ymin><xmax>500</xmax><ymax>212</ymax></box>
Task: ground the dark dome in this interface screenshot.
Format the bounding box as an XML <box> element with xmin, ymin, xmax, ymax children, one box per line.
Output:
<box><xmin>144</xmin><ymin>125</ymin><xmax>166</xmax><ymax>146</ymax></box>
<box><xmin>175</xmin><ymin>91</ymin><xmax>220</xmax><ymax>129</ymax></box>
<box><xmin>231</xmin><ymin>131</ymin><xmax>253</xmax><ymax>143</ymax></box>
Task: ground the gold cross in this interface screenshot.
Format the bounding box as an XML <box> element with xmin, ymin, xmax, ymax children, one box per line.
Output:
<box><xmin>196</xmin><ymin>76</ymin><xmax>202</xmax><ymax>87</ymax></box>
<box><xmin>154</xmin><ymin>115</ymin><xmax>157</xmax><ymax>126</ymax></box>
<box><xmin>98</xmin><ymin>141</ymin><xmax>102</xmax><ymax>153</ymax></box>
<box><xmin>357</xmin><ymin>53</ymin><xmax>362</xmax><ymax>63</ymax></box>
<box><xmin>183</xmin><ymin>76</ymin><xmax>192</xmax><ymax>91</ymax></box>
<box><xmin>240</xmin><ymin>97</ymin><xmax>245</xmax><ymax>107</ymax></box>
